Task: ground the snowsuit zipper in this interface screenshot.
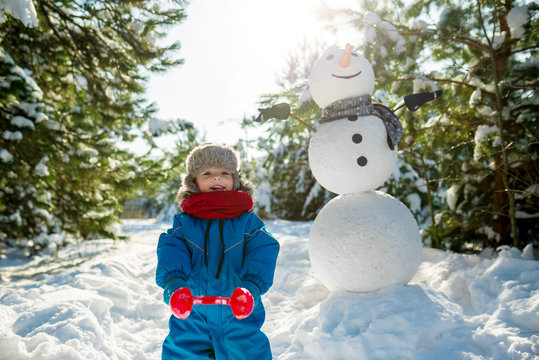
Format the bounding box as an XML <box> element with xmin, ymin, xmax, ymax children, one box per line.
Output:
<box><xmin>203</xmin><ymin>219</ymin><xmax>226</xmax><ymax>279</ymax></box>
<box><xmin>216</xmin><ymin>219</ymin><xmax>225</xmax><ymax>279</ymax></box>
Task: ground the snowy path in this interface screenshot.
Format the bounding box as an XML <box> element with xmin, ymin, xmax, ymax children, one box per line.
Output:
<box><xmin>0</xmin><ymin>219</ymin><xmax>538</xmax><ymax>360</ymax></box>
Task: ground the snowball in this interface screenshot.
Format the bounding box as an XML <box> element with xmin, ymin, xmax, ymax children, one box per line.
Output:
<box><xmin>0</xmin><ymin>149</ymin><xmax>13</xmax><ymax>162</ymax></box>
<box><xmin>309</xmin><ymin>191</ymin><xmax>422</xmax><ymax>292</ymax></box>
<box><xmin>308</xmin><ymin>115</ymin><xmax>398</xmax><ymax>194</ymax></box>
<box><xmin>308</xmin><ymin>46</ymin><xmax>375</xmax><ymax>108</ymax></box>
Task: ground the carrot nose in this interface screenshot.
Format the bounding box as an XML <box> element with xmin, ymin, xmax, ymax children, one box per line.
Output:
<box><xmin>340</xmin><ymin>43</ymin><xmax>352</xmax><ymax>68</ymax></box>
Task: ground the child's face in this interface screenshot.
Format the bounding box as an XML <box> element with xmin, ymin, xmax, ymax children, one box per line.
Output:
<box><xmin>196</xmin><ymin>168</ymin><xmax>234</xmax><ymax>192</ymax></box>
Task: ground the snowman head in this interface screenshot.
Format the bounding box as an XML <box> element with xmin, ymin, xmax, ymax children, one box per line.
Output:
<box><xmin>309</xmin><ymin>44</ymin><xmax>375</xmax><ymax>109</ymax></box>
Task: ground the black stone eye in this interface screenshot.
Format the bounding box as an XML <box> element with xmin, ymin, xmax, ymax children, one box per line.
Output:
<box><xmin>352</xmin><ymin>134</ymin><xmax>362</xmax><ymax>144</ymax></box>
<box><xmin>357</xmin><ymin>156</ymin><xmax>368</xmax><ymax>166</ymax></box>
<box><xmin>348</xmin><ymin>115</ymin><xmax>358</xmax><ymax>121</ymax></box>
<box><xmin>326</xmin><ymin>54</ymin><xmax>334</xmax><ymax>60</ymax></box>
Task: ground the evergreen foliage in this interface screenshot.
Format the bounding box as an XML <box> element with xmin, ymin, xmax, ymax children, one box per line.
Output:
<box><xmin>248</xmin><ymin>1</ymin><xmax>538</xmax><ymax>252</ymax></box>
<box><xmin>0</xmin><ymin>0</ymin><xmax>188</xmax><ymax>254</ymax></box>
<box><xmin>244</xmin><ymin>41</ymin><xmax>334</xmax><ymax>220</ymax></box>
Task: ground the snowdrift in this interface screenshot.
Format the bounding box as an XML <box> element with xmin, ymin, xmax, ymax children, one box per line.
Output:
<box><xmin>0</xmin><ymin>219</ymin><xmax>537</xmax><ymax>359</ymax></box>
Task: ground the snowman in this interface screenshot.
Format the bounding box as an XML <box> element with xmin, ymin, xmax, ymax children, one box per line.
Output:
<box><xmin>306</xmin><ymin>44</ymin><xmax>422</xmax><ymax>293</ymax></box>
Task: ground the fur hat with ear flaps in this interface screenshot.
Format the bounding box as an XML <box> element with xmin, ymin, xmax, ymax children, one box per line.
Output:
<box><xmin>176</xmin><ymin>143</ymin><xmax>254</xmax><ymax>204</ymax></box>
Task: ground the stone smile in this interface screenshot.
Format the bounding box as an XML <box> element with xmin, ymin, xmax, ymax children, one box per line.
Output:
<box><xmin>331</xmin><ymin>71</ymin><xmax>362</xmax><ymax>79</ymax></box>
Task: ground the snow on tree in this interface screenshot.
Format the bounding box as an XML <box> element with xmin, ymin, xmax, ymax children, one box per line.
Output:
<box><xmin>0</xmin><ymin>0</ymin><xmax>38</xmax><ymax>28</ymax></box>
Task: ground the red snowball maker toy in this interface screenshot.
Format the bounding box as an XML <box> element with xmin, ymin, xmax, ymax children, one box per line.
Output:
<box><xmin>170</xmin><ymin>287</ymin><xmax>255</xmax><ymax>320</ymax></box>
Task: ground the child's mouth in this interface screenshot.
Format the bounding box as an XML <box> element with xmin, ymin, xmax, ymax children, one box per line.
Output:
<box><xmin>210</xmin><ymin>185</ymin><xmax>226</xmax><ymax>191</ymax></box>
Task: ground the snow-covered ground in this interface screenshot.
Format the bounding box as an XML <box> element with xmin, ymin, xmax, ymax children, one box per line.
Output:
<box><xmin>0</xmin><ymin>219</ymin><xmax>537</xmax><ymax>360</ymax></box>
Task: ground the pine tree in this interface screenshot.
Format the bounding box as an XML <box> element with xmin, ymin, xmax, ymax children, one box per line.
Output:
<box><xmin>0</xmin><ymin>1</ymin><xmax>188</xmax><ymax>254</ymax></box>
<box><xmin>249</xmin><ymin>0</ymin><xmax>537</xmax><ymax>251</ymax></box>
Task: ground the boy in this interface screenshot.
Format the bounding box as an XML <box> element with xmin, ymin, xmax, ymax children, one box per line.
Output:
<box><xmin>156</xmin><ymin>143</ymin><xmax>280</xmax><ymax>359</ymax></box>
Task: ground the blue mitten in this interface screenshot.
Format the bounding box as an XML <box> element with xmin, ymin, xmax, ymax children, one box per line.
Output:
<box><xmin>239</xmin><ymin>281</ymin><xmax>261</xmax><ymax>306</ymax></box>
<box><xmin>163</xmin><ymin>277</ymin><xmax>187</xmax><ymax>305</ymax></box>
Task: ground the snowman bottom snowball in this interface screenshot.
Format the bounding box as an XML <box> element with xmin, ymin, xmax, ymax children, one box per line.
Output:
<box><xmin>308</xmin><ymin>191</ymin><xmax>422</xmax><ymax>293</ymax></box>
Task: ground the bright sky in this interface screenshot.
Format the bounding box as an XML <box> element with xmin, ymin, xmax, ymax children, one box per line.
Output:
<box><xmin>146</xmin><ymin>0</ymin><xmax>363</xmax><ymax>149</ymax></box>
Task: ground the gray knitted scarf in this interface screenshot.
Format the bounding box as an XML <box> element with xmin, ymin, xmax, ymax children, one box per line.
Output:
<box><xmin>320</xmin><ymin>95</ymin><xmax>403</xmax><ymax>150</ymax></box>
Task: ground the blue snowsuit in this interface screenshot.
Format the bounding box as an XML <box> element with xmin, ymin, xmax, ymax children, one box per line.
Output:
<box><xmin>156</xmin><ymin>211</ymin><xmax>279</xmax><ymax>360</ymax></box>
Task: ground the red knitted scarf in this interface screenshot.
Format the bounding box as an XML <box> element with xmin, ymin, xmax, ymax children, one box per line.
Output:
<box><xmin>180</xmin><ymin>191</ymin><xmax>254</xmax><ymax>219</ymax></box>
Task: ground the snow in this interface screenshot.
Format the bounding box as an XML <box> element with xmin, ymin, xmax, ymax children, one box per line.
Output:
<box><xmin>0</xmin><ymin>219</ymin><xmax>537</xmax><ymax>359</ymax></box>
<box><xmin>308</xmin><ymin>115</ymin><xmax>398</xmax><ymax>194</ymax></box>
<box><xmin>308</xmin><ymin>46</ymin><xmax>375</xmax><ymax>108</ymax></box>
<box><xmin>0</xmin><ymin>0</ymin><xmax>38</xmax><ymax>27</ymax></box>
<box><xmin>309</xmin><ymin>191</ymin><xmax>422</xmax><ymax>292</ymax></box>
<box><xmin>406</xmin><ymin>192</ymin><xmax>422</xmax><ymax>213</ymax></box>
<box><xmin>307</xmin><ymin>47</ymin><xmax>398</xmax><ymax>194</ymax></box>
<box><xmin>34</xmin><ymin>157</ymin><xmax>49</xmax><ymax>177</ymax></box>
<box><xmin>446</xmin><ymin>184</ymin><xmax>460</xmax><ymax>211</ymax></box>
<box><xmin>477</xmin><ymin>226</ymin><xmax>501</xmax><ymax>242</ymax></box>
<box><xmin>413</xmin><ymin>78</ymin><xmax>438</xmax><ymax>93</ymax></box>
<box><xmin>0</xmin><ymin>148</ymin><xmax>13</xmax><ymax>162</ymax></box>
<box><xmin>11</xmin><ymin>115</ymin><xmax>35</xmax><ymax>130</ymax></box>
<box><xmin>148</xmin><ymin>118</ymin><xmax>171</xmax><ymax>136</ymax></box>
<box><xmin>378</xmin><ymin>21</ymin><xmax>400</xmax><ymax>42</ymax></box>
<box><xmin>363</xmin><ymin>12</ymin><xmax>381</xmax><ymax>26</ymax></box>
<box><xmin>507</xmin><ymin>6</ymin><xmax>529</xmax><ymax>39</ymax></box>
<box><xmin>363</xmin><ymin>25</ymin><xmax>377</xmax><ymax>44</ymax></box>
<box><xmin>473</xmin><ymin>125</ymin><xmax>499</xmax><ymax>160</ymax></box>
<box><xmin>409</xmin><ymin>19</ymin><xmax>429</xmax><ymax>31</ymax></box>
<box><xmin>469</xmin><ymin>88</ymin><xmax>482</xmax><ymax>107</ymax></box>
<box><xmin>3</xmin><ymin>130</ymin><xmax>23</xmax><ymax>141</ymax></box>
